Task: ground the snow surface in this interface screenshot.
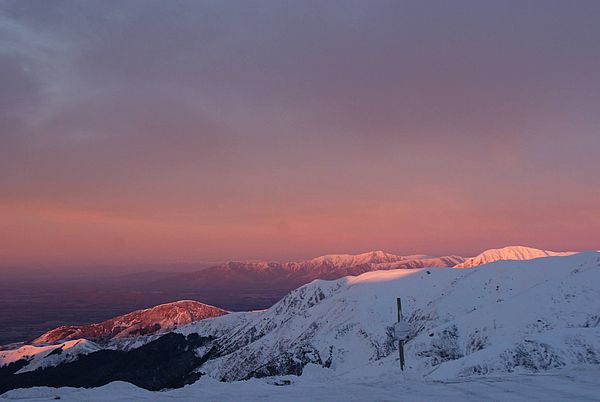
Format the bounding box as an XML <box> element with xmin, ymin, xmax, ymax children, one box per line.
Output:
<box><xmin>32</xmin><ymin>300</ymin><xmax>227</xmax><ymax>345</ymax></box>
<box><xmin>3</xmin><ymin>367</ymin><xmax>600</xmax><ymax>401</ymax></box>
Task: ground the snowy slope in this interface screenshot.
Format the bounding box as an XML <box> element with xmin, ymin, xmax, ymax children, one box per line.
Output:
<box><xmin>0</xmin><ymin>339</ymin><xmax>101</xmax><ymax>374</ymax></box>
<box><xmin>4</xmin><ymin>367</ymin><xmax>600</xmax><ymax>402</ymax></box>
<box><xmin>32</xmin><ymin>300</ymin><xmax>227</xmax><ymax>345</ymax></box>
<box><xmin>455</xmin><ymin>245</ymin><xmax>574</xmax><ymax>268</ymax></box>
<box><xmin>178</xmin><ymin>252</ymin><xmax>600</xmax><ymax>381</ymax></box>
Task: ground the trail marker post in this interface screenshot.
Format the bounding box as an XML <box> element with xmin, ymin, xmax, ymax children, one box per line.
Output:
<box><xmin>394</xmin><ymin>297</ymin><xmax>409</xmax><ymax>370</ymax></box>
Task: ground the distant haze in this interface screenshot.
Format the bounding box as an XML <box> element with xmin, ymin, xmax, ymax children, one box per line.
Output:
<box><xmin>1</xmin><ymin>1</ymin><xmax>599</xmax><ymax>269</ymax></box>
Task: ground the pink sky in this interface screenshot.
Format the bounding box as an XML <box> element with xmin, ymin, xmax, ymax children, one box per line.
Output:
<box><xmin>1</xmin><ymin>1</ymin><xmax>599</xmax><ymax>267</ymax></box>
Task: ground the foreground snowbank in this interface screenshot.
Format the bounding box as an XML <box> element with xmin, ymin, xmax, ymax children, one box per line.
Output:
<box><xmin>3</xmin><ymin>367</ymin><xmax>600</xmax><ymax>402</ymax></box>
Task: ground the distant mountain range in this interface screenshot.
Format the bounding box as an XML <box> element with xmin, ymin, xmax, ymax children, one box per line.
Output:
<box><xmin>109</xmin><ymin>250</ymin><xmax>468</xmax><ymax>312</ymax></box>
<box><xmin>158</xmin><ymin>250</ymin><xmax>465</xmax><ymax>290</ymax></box>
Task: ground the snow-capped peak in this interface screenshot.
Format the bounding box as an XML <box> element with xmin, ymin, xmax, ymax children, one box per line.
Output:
<box><xmin>454</xmin><ymin>245</ymin><xmax>574</xmax><ymax>268</ymax></box>
<box><xmin>32</xmin><ymin>300</ymin><xmax>228</xmax><ymax>345</ymax></box>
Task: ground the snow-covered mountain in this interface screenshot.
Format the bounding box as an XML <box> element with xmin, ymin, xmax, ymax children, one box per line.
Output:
<box><xmin>0</xmin><ymin>339</ymin><xmax>101</xmax><ymax>375</ymax></box>
<box><xmin>194</xmin><ymin>250</ymin><xmax>463</xmax><ymax>278</ymax></box>
<box><xmin>3</xmin><ymin>251</ymin><xmax>599</xmax><ymax>396</ymax></box>
<box><xmin>454</xmin><ymin>245</ymin><xmax>574</xmax><ymax>268</ymax></box>
<box><xmin>181</xmin><ymin>251</ymin><xmax>600</xmax><ymax>381</ymax></box>
<box><xmin>304</xmin><ymin>250</ymin><xmax>457</xmax><ymax>267</ymax></box>
<box><xmin>32</xmin><ymin>300</ymin><xmax>227</xmax><ymax>345</ymax></box>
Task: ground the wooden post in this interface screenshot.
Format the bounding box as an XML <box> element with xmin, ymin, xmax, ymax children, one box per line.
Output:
<box><xmin>397</xmin><ymin>297</ymin><xmax>405</xmax><ymax>371</ymax></box>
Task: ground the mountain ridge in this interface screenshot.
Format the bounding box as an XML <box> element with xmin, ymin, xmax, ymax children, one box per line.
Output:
<box><xmin>455</xmin><ymin>245</ymin><xmax>575</xmax><ymax>268</ymax></box>
<box><xmin>31</xmin><ymin>300</ymin><xmax>227</xmax><ymax>345</ymax></box>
